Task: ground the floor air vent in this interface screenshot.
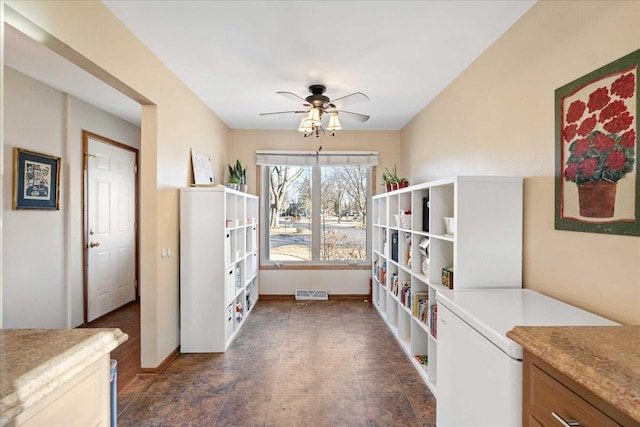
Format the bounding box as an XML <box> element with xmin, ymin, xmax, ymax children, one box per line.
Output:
<box><xmin>295</xmin><ymin>289</ymin><xmax>328</xmax><ymax>300</ymax></box>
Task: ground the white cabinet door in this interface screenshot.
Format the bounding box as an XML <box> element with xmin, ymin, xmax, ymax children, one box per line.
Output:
<box><xmin>437</xmin><ymin>304</ymin><xmax>522</xmax><ymax>427</ymax></box>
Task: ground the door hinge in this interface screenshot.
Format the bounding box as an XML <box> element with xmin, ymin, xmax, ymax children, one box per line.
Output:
<box><xmin>134</xmin><ymin>221</ymin><xmax>138</xmax><ymax>231</ymax></box>
<box><xmin>134</xmin><ymin>280</ymin><xmax>138</xmax><ymax>289</ymax></box>
<box><xmin>134</xmin><ymin>164</ymin><xmax>138</xmax><ymax>174</ymax></box>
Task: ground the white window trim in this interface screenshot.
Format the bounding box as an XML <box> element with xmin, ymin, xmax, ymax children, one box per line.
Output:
<box><xmin>259</xmin><ymin>151</ymin><xmax>375</xmax><ymax>267</ymax></box>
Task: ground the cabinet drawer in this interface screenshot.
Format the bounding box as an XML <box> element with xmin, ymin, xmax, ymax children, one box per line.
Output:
<box><xmin>528</xmin><ymin>364</ymin><xmax>620</xmax><ymax>427</ymax></box>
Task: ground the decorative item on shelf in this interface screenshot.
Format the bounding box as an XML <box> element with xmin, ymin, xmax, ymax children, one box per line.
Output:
<box><xmin>227</xmin><ymin>176</ymin><xmax>240</xmax><ymax>190</ymax></box>
<box><xmin>443</xmin><ymin>216</ymin><xmax>456</xmax><ymax>236</ymax></box>
<box><xmin>235</xmin><ymin>303</ymin><xmax>243</xmax><ymax>323</ymax></box>
<box><xmin>382</xmin><ymin>166</ymin><xmax>398</xmax><ymax>192</ymax></box>
<box><xmin>400</xmin><ymin>209</ymin><xmax>412</xmax><ymax>229</ymax></box>
<box><xmin>228</xmin><ymin>160</ymin><xmax>247</xmax><ymax>192</ymax></box>
<box><xmin>555</xmin><ymin>48</ymin><xmax>639</xmax><ymax>236</ymax></box>
<box><xmin>415</xmin><ymin>355</ymin><xmax>428</xmax><ymax>366</ymax></box>
<box><xmin>398</xmin><ymin>177</ymin><xmax>409</xmax><ymax>189</ymax></box>
<box><xmin>442</xmin><ymin>267</ymin><xmax>454</xmax><ymax>289</ymax></box>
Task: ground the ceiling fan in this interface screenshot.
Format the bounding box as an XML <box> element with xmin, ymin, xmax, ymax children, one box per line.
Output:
<box><xmin>260</xmin><ymin>84</ymin><xmax>370</xmax><ymax>137</ymax></box>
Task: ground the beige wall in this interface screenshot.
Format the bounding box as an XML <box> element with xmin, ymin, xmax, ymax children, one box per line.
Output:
<box><xmin>231</xmin><ymin>130</ymin><xmax>401</xmax><ymax>294</ymax></box>
<box><xmin>5</xmin><ymin>1</ymin><xmax>231</xmax><ymax>367</ymax></box>
<box><xmin>402</xmin><ymin>1</ymin><xmax>640</xmax><ymax>324</ymax></box>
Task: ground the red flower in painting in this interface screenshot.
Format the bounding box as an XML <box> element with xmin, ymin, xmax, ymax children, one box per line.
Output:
<box><xmin>620</xmin><ymin>130</ymin><xmax>636</xmax><ymax>148</ymax></box>
<box><xmin>566</xmin><ymin>100</ymin><xmax>586</xmax><ymax>124</ymax></box>
<box><xmin>564</xmin><ymin>69</ymin><xmax>636</xmax><ymax>187</ymax></box>
<box><xmin>593</xmin><ymin>133</ymin><xmax>615</xmax><ymax>152</ymax></box>
<box><xmin>579</xmin><ymin>158</ymin><xmax>598</xmax><ymax>176</ymax></box>
<box><xmin>603</xmin><ymin>112</ymin><xmax>633</xmax><ymax>134</ymax></box>
<box><xmin>587</xmin><ymin>87</ymin><xmax>610</xmax><ymax>112</ymax></box>
<box><xmin>564</xmin><ymin>163</ymin><xmax>578</xmax><ymax>180</ymax></box>
<box><xmin>610</xmin><ymin>73</ymin><xmax>635</xmax><ymax>99</ymax></box>
<box><xmin>573</xmin><ymin>138</ymin><xmax>590</xmax><ymax>157</ymax></box>
<box><xmin>563</xmin><ymin>124</ymin><xmax>578</xmax><ymax>142</ymax></box>
<box><xmin>599</xmin><ymin>100</ymin><xmax>627</xmax><ymax>123</ymax></box>
<box><xmin>605</xmin><ymin>150</ymin><xmax>626</xmax><ymax>170</ymax></box>
<box><xmin>577</xmin><ymin>115</ymin><xmax>597</xmax><ymax>136</ymax></box>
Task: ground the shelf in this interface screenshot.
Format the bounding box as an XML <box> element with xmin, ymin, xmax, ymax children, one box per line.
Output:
<box><xmin>180</xmin><ymin>186</ymin><xmax>260</xmax><ymax>353</ymax></box>
<box><xmin>371</xmin><ymin>175</ymin><xmax>523</xmax><ymax>398</ymax></box>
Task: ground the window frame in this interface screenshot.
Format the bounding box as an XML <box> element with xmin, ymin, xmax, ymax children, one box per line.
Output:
<box><xmin>259</xmin><ymin>159</ymin><xmax>374</xmax><ymax>269</ymax></box>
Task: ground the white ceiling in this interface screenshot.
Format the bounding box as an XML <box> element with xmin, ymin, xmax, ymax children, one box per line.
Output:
<box><xmin>4</xmin><ymin>1</ymin><xmax>535</xmax><ymax>131</ymax></box>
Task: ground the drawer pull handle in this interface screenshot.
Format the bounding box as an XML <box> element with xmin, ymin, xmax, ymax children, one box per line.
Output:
<box><xmin>551</xmin><ymin>412</ymin><xmax>580</xmax><ymax>427</ymax></box>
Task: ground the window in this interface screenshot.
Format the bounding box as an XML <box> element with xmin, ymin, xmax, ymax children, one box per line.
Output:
<box><xmin>258</xmin><ymin>151</ymin><xmax>377</xmax><ymax>266</ymax></box>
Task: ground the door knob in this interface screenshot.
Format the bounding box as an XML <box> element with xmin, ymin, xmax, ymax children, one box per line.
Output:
<box><xmin>89</xmin><ymin>241</ymin><xmax>100</xmax><ymax>248</ymax></box>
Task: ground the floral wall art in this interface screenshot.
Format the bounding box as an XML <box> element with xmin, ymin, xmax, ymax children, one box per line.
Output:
<box><xmin>556</xmin><ymin>49</ymin><xmax>639</xmax><ymax>236</ymax></box>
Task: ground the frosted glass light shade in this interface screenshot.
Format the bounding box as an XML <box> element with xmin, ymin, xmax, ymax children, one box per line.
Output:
<box><xmin>298</xmin><ymin>117</ymin><xmax>313</xmax><ymax>133</ymax></box>
<box><xmin>305</xmin><ymin>107</ymin><xmax>321</xmax><ymax>126</ymax></box>
<box><xmin>327</xmin><ymin>112</ymin><xmax>342</xmax><ymax>131</ymax></box>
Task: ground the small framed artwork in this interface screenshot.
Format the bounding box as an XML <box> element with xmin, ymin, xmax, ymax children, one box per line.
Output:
<box><xmin>12</xmin><ymin>148</ymin><xmax>61</xmax><ymax>210</ymax></box>
<box><xmin>555</xmin><ymin>49</ymin><xmax>639</xmax><ymax>236</ymax></box>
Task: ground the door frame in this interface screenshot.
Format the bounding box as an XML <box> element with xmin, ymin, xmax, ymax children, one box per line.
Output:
<box><xmin>82</xmin><ymin>130</ymin><xmax>140</xmax><ymax>325</ymax></box>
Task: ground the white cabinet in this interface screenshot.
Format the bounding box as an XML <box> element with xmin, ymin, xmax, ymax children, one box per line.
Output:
<box><xmin>371</xmin><ymin>176</ymin><xmax>522</xmax><ymax>396</ymax></box>
<box><xmin>180</xmin><ymin>187</ymin><xmax>259</xmax><ymax>352</ymax></box>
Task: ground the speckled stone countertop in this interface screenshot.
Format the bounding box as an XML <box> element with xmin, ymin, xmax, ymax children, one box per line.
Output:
<box><xmin>0</xmin><ymin>328</ymin><xmax>128</xmax><ymax>426</ymax></box>
<box><xmin>507</xmin><ymin>325</ymin><xmax>640</xmax><ymax>423</ymax></box>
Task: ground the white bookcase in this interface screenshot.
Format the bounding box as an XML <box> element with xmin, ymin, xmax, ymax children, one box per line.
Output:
<box><xmin>371</xmin><ymin>176</ymin><xmax>523</xmax><ymax>396</ymax></box>
<box><xmin>180</xmin><ymin>186</ymin><xmax>259</xmax><ymax>352</ymax></box>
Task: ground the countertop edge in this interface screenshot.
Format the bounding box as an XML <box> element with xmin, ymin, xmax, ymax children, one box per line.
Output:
<box><xmin>0</xmin><ymin>328</ymin><xmax>128</xmax><ymax>427</ymax></box>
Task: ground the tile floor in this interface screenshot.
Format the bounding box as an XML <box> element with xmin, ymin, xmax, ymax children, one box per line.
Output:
<box><xmin>118</xmin><ymin>299</ymin><xmax>436</xmax><ymax>426</ymax></box>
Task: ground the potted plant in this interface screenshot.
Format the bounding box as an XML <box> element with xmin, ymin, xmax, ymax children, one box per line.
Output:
<box><xmin>228</xmin><ymin>160</ymin><xmax>247</xmax><ymax>192</ymax></box>
<box><xmin>383</xmin><ymin>165</ymin><xmax>399</xmax><ymax>192</ymax></box>
<box><xmin>398</xmin><ymin>177</ymin><xmax>409</xmax><ymax>189</ymax></box>
<box><xmin>227</xmin><ymin>175</ymin><xmax>241</xmax><ymax>190</ymax></box>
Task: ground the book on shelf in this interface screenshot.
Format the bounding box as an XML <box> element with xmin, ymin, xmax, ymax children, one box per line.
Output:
<box><xmin>400</xmin><ymin>281</ymin><xmax>411</xmax><ymax>307</ymax></box>
<box><xmin>430</xmin><ymin>304</ymin><xmax>438</xmax><ymax>339</ymax></box>
<box><xmin>412</xmin><ymin>293</ymin><xmax>429</xmax><ymax>323</ymax></box>
<box><xmin>391</xmin><ymin>274</ymin><xmax>399</xmax><ymax>296</ymax></box>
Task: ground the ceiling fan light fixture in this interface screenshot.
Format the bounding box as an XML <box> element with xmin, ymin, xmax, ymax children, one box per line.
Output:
<box><xmin>298</xmin><ymin>117</ymin><xmax>313</xmax><ymax>133</ymax></box>
<box><xmin>327</xmin><ymin>112</ymin><xmax>342</xmax><ymax>132</ymax></box>
<box><xmin>305</xmin><ymin>107</ymin><xmax>322</xmax><ymax>126</ymax></box>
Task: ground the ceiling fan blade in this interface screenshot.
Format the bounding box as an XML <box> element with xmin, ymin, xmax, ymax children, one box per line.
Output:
<box><xmin>259</xmin><ymin>110</ymin><xmax>308</xmax><ymax>116</ymax></box>
<box><xmin>335</xmin><ymin>110</ymin><xmax>370</xmax><ymax>123</ymax></box>
<box><xmin>277</xmin><ymin>91</ymin><xmax>309</xmax><ymax>106</ymax></box>
<box><xmin>330</xmin><ymin>92</ymin><xmax>369</xmax><ymax>109</ymax></box>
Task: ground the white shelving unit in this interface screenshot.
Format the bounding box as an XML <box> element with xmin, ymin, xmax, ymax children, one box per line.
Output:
<box><xmin>180</xmin><ymin>186</ymin><xmax>259</xmax><ymax>352</ymax></box>
<box><xmin>371</xmin><ymin>176</ymin><xmax>523</xmax><ymax>396</ymax></box>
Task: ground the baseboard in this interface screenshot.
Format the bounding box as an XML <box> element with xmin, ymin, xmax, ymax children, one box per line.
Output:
<box><xmin>259</xmin><ymin>294</ymin><xmax>368</xmax><ymax>301</ymax></box>
<box><xmin>140</xmin><ymin>346</ymin><xmax>179</xmax><ymax>374</ymax></box>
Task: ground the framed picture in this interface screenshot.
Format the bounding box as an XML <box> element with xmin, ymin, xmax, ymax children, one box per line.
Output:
<box><xmin>555</xmin><ymin>49</ymin><xmax>640</xmax><ymax>236</ymax></box>
<box><xmin>12</xmin><ymin>148</ymin><xmax>61</xmax><ymax>210</ymax></box>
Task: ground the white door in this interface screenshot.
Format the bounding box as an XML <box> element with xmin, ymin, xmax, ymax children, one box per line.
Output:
<box><xmin>87</xmin><ymin>137</ymin><xmax>136</xmax><ymax>322</ymax></box>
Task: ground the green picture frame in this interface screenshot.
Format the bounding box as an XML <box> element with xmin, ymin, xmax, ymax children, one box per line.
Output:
<box><xmin>555</xmin><ymin>49</ymin><xmax>640</xmax><ymax>236</ymax></box>
<box><xmin>12</xmin><ymin>148</ymin><xmax>61</xmax><ymax>210</ymax></box>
